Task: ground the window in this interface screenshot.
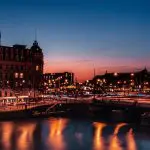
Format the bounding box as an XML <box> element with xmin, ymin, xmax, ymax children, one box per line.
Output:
<box><xmin>10</xmin><ymin>92</ymin><xmax>13</xmax><ymax>96</ymax></box>
<box><xmin>5</xmin><ymin>91</ymin><xmax>7</xmax><ymax>97</ymax></box>
<box><xmin>14</xmin><ymin>73</ymin><xmax>19</xmax><ymax>78</ymax></box>
<box><xmin>20</xmin><ymin>73</ymin><xmax>23</xmax><ymax>78</ymax></box>
<box><xmin>11</xmin><ymin>65</ymin><xmax>13</xmax><ymax>69</ymax></box>
<box><xmin>0</xmin><ymin>73</ymin><xmax>2</xmax><ymax>79</ymax></box>
<box><xmin>21</xmin><ymin>66</ymin><xmax>23</xmax><ymax>70</ymax></box>
<box><xmin>36</xmin><ymin>65</ymin><xmax>39</xmax><ymax>71</ymax></box>
<box><xmin>66</xmin><ymin>73</ymin><xmax>68</xmax><ymax>77</ymax></box>
<box><xmin>16</xmin><ymin>55</ymin><xmax>19</xmax><ymax>61</ymax></box>
<box><xmin>5</xmin><ymin>74</ymin><xmax>8</xmax><ymax>80</ymax></box>
<box><xmin>16</xmin><ymin>66</ymin><xmax>19</xmax><ymax>70</ymax></box>
<box><xmin>20</xmin><ymin>56</ymin><xmax>24</xmax><ymax>61</ymax></box>
<box><xmin>15</xmin><ymin>82</ymin><xmax>18</xmax><ymax>87</ymax></box>
<box><xmin>6</xmin><ymin>65</ymin><xmax>9</xmax><ymax>69</ymax></box>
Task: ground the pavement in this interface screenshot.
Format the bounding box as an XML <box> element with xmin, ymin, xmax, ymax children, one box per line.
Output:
<box><xmin>0</xmin><ymin>95</ymin><xmax>150</xmax><ymax>112</ymax></box>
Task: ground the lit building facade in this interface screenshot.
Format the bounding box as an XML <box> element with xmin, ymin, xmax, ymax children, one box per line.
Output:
<box><xmin>43</xmin><ymin>72</ymin><xmax>74</xmax><ymax>92</ymax></box>
<box><xmin>0</xmin><ymin>41</ymin><xmax>43</xmax><ymax>97</ymax></box>
<box><xmin>92</xmin><ymin>68</ymin><xmax>150</xmax><ymax>93</ymax></box>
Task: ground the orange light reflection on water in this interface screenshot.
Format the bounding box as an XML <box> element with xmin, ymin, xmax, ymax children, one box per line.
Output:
<box><xmin>16</xmin><ymin>123</ymin><xmax>36</xmax><ymax>150</ymax></box>
<box><xmin>47</xmin><ymin>118</ymin><xmax>69</xmax><ymax>150</ymax></box>
<box><xmin>109</xmin><ymin>123</ymin><xmax>127</xmax><ymax>150</ymax></box>
<box><xmin>126</xmin><ymin>128</ymin><xmax>137</xmax><ymax>150</ymax></box>
<box><xmin>93</xmin><ymin>122</ymin><xmax>106</xmax><ymax>150</ymax></box>
<box><xmin>1</xmin><ymin>122</ymin><xmax>14</xmax><ymax>150</ymax></box>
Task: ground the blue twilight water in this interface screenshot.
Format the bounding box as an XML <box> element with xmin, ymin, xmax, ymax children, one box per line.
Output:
<box><xmin>0</xmin><ymin>117</ymin><xmax>149</xmax><ymax>150</ymax></box>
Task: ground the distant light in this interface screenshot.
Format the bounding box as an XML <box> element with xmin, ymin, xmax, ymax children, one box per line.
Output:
<box><xmin>103</xmin><ymin>79</ymin><xmax>106</xmax><ymax>82</ymax></box>
<box><xmin>20</xmin><ymin>73</ymin><xmax>24</xmax><ymax>78</ymax></box>
<box><xmin>114</xmin><ymin>72</ymin><xmax>118</xmax><ymax>76</ymax></box>
<box><xmin>131</xmin><ymin>73</ymin><xmax>134</xmax><ymax>76</ymax></box>
<box><xmin>145</xmin><ymin>82</ymin><xmax>149</xmax><ymax>85</ymax></box>
<box><xmin>36</xmin><ymin>65</ymin><xmax>39</xmax><ymax>71</ymax></box>
<box><xmin>14</xmin><ymin>73</ymin><xmax>19</xmax><ymax>78</ymax></box>
<box><xmin>97</xmin><ymin>79</ymin><xmax>100</xmax><ymax>82</ymax></box>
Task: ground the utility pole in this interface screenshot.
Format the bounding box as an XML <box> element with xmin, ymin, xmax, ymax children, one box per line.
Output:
<box><xmin>0</xmin><ymin>31</ymin><xmax>1</xmax><ymax>46</ymax></box>
<box><xmin>75</xmin><ymin>77</ymin><xmax>78</xmax><ymax>99</ymax></box>
<box><xmin>93</xmin><ymin>67</ymin><xmax>96</xmax><ymax>99</ymax></box>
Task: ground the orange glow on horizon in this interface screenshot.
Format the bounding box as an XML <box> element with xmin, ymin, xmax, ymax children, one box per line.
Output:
<box><xmin>44</xmin><ymin>56</ymin><xmax>150</xmax><ymax>81</ymax></box>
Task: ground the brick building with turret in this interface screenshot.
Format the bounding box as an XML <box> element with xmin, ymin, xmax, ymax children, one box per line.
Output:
<box><xmin>0</xmin><ymin>40</ymin><xmax>43</xmax><ymax>97</ymax></box>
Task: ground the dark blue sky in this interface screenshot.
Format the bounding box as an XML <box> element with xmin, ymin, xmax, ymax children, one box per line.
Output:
<box><xmin>0</xmin><ymin>0</ymin><xmax>150</xmax><ymax>80</ymax></box>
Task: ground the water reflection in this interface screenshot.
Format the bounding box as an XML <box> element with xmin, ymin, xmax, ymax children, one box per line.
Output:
<box><xmin>1</xmin><ymin>122</ymin><xmax>14</xmax><ymax>150</ymax></box>
<box><xmin>75</xmin><ymin>132</ymin><xmax>83</xmax><ymax>145</ymax></box>
<box><xmin>47</xmin><ymin>118</ymin><xmax>69</xmax><ymax>150</ymax></box>
<box><xmin>93</xmin><ymin>122</ymin><xmax>106</xmax><ymax>150</ymax></box>
<box><xmin>109</xmin><ymin>123</ymin><xmax>127</xmax><ymax>150</ymax></box>
<box><xmin>126</xmin><ymin>129</ymin><xmax>137</xmax><ymax>150</ymax></box>
<box><xmin>0</xmin><ymin>118</ymin><xmax>149</xmax><ymax>150</ymax></box>
<box><xmin>16</xmin><ymin>123</ymin><xmax>36</xmax><ymax>150</ymax></box>
<box><xmin>114</xmin><ymin>123</ymin><xmax>127</xmax><ymax>135</ymax></box>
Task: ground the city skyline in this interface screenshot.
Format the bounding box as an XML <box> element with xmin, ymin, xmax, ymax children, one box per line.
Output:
<box><xmin>0</xmin><ymin>0</ymin><xmax>150</xmax><ymax>81</ymax></box>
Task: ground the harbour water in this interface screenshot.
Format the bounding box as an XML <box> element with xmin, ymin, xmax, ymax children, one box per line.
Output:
<box><xmin>0</xmin><ymin>117</ymin><xmax>149</xmax><ymax>150</ymax></box>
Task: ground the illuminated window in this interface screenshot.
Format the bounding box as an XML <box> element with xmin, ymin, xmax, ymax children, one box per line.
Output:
<box><xmin>14</xmin><ymin>73</ymin><xmax>19</xmax><ymax>78</ymax></box>
<box><xmin>20</xmin><ymin>73</ymin><xmax>24</xmax><ymax>78</ymax></box>
<box><xmin>97</xmin><ymin>79</ymin><xmax>100</xmax><ymax>82</ymax></box>
<box><xmin>36</xmin><ymin>65</ymin><xmax>39</xmax><ymax>71</ymax></box>
<box><xmin>131</xmin><ymin>73</ymin><xmax>134</xmax><ymax>77</ymax></box>
<box><xmin>10</xmin><ymin>92</ymin><xmax>12</xmax><ymax>96</ymax></box>
<box><xmin>66</xmin><ymin>73</ymin><xmax>68</xmax><ymax>77</ymax></box>
<box><xmin>5</xmin><ymin>91</ymin><xmax>7</xmax><ymax>97</ymax></box>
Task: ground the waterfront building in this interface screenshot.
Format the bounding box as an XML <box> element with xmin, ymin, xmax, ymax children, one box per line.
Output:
<box><xmin>92</xmin><ymin>68</ymin><xmax>150</xmax><ymax>93</ymax></box>
<box><xmin>43</xmin><ymin>72</ymin><xmax>74</xmax><ymax>93</ymax></box>
<box><xmin>0</xmin><ymin>40</ymin><xmax>44</xmax><ymax>97</ymax></box>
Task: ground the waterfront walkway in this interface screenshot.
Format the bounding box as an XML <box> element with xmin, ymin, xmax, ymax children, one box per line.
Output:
<box><xmin>0</xmin><ymin>96</ymin><xmax>150</xmax><ymax>112</ymax></box>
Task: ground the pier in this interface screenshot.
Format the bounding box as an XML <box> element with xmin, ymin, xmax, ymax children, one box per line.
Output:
<box><xmin>0</xmin><ymin>96</ymin><xmax>150</xmax><ymax>123</ymax></box>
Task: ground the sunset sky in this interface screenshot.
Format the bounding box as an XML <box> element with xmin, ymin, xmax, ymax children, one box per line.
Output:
<box><xmin>0</xmin><ymin>0</ymin><xmax>150</xmax><ymax>81</ymax></box>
